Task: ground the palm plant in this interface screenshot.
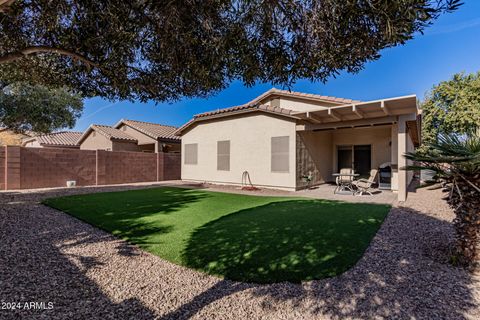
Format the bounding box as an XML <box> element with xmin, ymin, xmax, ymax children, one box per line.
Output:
<box><xmin>404</xmin><ymin>132</ymin><xmax>480</xmax><ymax>270</ymax></box>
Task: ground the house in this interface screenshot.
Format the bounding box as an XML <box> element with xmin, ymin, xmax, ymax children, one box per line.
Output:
<box><xmin>175</xmin><ymin>88</ymin><xmax>421</xmax><ymax>201</ymax></box>
<box><xmin>77</xmin><ymin>124</ymin><xmax>141</xmax><ymax>152</ymax></box>
<box><xmin>22</xmin><ymin>131</ymin><xmax>82</xmax><ymax>149</ymax></box>
<box><xmin>0</xmin><ymin>127</ymin><xmax>36</xmax><ymax>146</ymax></box>
<box><xmin>77</xmin><ymin>120</ymin><xmax>180</xmax><ymax>153</ymax></box>
<box><xmin>113</xmin><ymin>119</ymin><xmax>181</xmax><ymax>153</ymax></box>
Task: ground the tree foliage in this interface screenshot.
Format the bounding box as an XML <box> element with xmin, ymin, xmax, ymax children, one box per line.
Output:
<box><xmin>421</xmin><ymin>71</ymin><xmax>480</xmax><ymax>150</ymax></box>
<box><xmin>404</xmin><ymin>133</ymin><xmax>480</xmax><ymax>269</ymax></box>
<box><xmin>0</xmin><ymin>0</ymin><xmax>461</xmax><ymax>102</ymax></box>
<box><xmin>0</xmin><ymin>83</ymin><xmax>83</xmax><ymax>132</ymax></box>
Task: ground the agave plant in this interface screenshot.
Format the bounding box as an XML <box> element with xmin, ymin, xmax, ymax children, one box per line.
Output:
<box><xmin>404</xmin><ymin>133</ymin><xmax>480</xmax><ymax>270</ymax></box>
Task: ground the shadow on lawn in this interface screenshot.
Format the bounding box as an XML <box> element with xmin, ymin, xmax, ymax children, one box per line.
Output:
<box><xmin>182</xmin><ymin>200</ymin><xmax>390</xmax><ymax>283</ymax></box>
<box><xmin>43</xmin><ymin>187</ymin><xmax>208</xmax><ymax>245</ymax></box>
<box><xmin>163</xmin><ymin>206</ymin><xmax>478</xmax><ymax>320</ymax></box>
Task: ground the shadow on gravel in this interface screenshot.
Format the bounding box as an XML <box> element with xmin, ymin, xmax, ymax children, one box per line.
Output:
<box><xmin>164</xmin><ymin>207</ymin><xmax>477</xmax><ymax>319</ymax></box>
<box><xmin>0</xmin><ymin>202</ymin><xmax>157</xmax><ymax>319</ymax></box>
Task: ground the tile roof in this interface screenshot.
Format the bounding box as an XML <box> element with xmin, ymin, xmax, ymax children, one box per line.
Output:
<box><xmin>175</xmin><ymin>89</ymin><xmax>361</xmax><ymax>135</ymax></box>
<box><xmin>175</xmin><ymin>104</ymin><xmax>299</xmax><ymax>135</ymax></box>
<box><xmin>118</xmin><ymin>119</ymin><xmax>180</xmax><ymax>141</ymax></box>
<box><xmin>192</xmin><ymin>88</ymin><xmax>360</xmax><ymax>120</ymax></box>
<box><xmin>247</xmin><ymin>88</ymin><xmax>361</xmax><ymax>105</ymax></box>
<box><xmin>90</xmin><ymin>125</ymin><xmax>137</xmax><ymax>142</ymax></box>
<box><xmin>194</xmin><ymin>103</ymin><xmax>296</xmax><ymax>119</ymax></box>
<box><xmin>35</xmin><ymin>131</ymin><xmax>83</xmax><ymax>146</ymax></box>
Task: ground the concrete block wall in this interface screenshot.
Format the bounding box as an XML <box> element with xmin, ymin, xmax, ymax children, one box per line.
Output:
<box><xmin>0</xmin><ymin>147</ymin><xmax>5</xmax><ymax>190</ymax></box>
<box><xmin>158</xmin><ymin>152</ymin><xmax>181</xmax><ymax>181</ymax></box>
<box><xmin>5</xmin><ymin>146</ymin><xmax>21</xmax><ymax>190</ymax></box>
<box><xmin>99</xmin><ymin>150</ymin><xmax>157</xmax><ymax>185</ymax></box>
<box><xmin>0</xmin><ymin>146</ymin><xmax>181</xmax><ymax>190</ymax></box>
<box><xmin>20</xmin><ymin>147</ymin><xmax>96</xmax><ymax>189</ymax></box>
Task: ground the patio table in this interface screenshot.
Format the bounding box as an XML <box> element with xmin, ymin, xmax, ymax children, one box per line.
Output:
<box><xmin>332</xmin><ymin>173</ymin><xmax>360</xmax><ymax>194</ymax></box>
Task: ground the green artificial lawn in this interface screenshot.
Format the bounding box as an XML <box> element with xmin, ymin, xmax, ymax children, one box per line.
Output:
<box><xmin>43</xmin><ymin>187</ymin><xmax>390</xmax><ymax>283</ymax></box>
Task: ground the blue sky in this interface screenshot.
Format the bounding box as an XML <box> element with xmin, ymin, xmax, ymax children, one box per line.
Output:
<box><xmin>74</xmin><ymin>1</ymin><xmax>480</xmax><ymax>131</ymax></box>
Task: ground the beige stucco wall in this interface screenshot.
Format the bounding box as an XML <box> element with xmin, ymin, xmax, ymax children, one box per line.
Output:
<box><xmin>80</xmin><ymin>131</ymin><xmax>113</xmax><ymax>150</ymax></box>
<box><xmin>331</xmin><ymin>126</ymin><xmax>392</xmax><ymax>173</ymax></box>
<box><xmin>24</xmin><ymin>140</ymin><xmax>42</xmax><ymax>148</ymax></box>
<box><xmin>296</xmin><ymin>131</ymin><xmax>333</xmax><ymax>188</ymax></box>
<box><xmin>117</xmin><ymin>124</ymin><xmax>156</xmax><ymax>145</ymax></box>
<box><xmin>262</xmin><ymin>96</ymin><xmax>336</xmax><ymax>113</ymax></box>
<box><xmin>117</xmin><ymin>124</ymin><xmax>180</xmax><ymax>153</ymax></box>
<box><xmin>181</xmin><ymin>113</ymin><xmax>297</xmax><ymax>190</ymax></box>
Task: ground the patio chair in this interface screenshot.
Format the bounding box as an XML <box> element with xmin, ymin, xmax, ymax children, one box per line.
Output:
<box><xmin>353</xmin><ymin>169</ymin><xmax>378</xmax><ymax>196</ymax></box>
<box><xmin>334</xmin><ymin>168</ymin><xmax>355</xmax><ymax>194</ymax></box>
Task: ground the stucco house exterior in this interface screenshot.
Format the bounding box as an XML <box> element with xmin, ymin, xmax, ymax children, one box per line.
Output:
<box><xmin>175</xmin><ymin>88</ymin><xmax>420</xmax><ymax>201</ymax></box>
<box><xmin>22</xmin><ymin>131</ymin><xmax>82</xmax><ymax>149</ymax></box>
<box><xmin>113</xmin><ymin>119</ymin><xmax>181</xmax><ymax>153</ymax></box>
<box><xmin>78</xmin><ymin>124</ymin><xmax>143</xmax><ymax>152</ymax></box>
<box><xmin>78</xmin><ymin>120</ymin><xmax>181</xmax><ymax>152</ymax></box>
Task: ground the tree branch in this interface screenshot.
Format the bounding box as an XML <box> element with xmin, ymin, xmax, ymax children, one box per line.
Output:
<box><xmin>0</xmin><ymin>46</ymin><xmax>100</xmax><ymax>70</ymax></box>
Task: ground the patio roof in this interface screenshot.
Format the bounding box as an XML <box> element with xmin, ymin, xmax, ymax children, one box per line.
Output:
<box><xmin>295</xmin><ymin>95</ymin><xmax>421</xmax><ymax>146</ymax></box>
<box><xmin>294</xmin><ymin>95</ymin><xmax>418</xmax><ymax>126</ymax></box>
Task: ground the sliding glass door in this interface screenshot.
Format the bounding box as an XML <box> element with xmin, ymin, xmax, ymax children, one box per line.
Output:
<box><xmin>337</xmin><ymin>145</ymin><xmax>372</xmax><ymax>177</ymax></box>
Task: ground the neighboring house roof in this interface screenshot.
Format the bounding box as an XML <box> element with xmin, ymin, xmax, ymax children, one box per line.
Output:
<box><xmin>24</xmin><ymin>131</ymin><xmax>83</xmax><ymax>147</ymax></box>
<box><xmin>77</xmin><ymin>124</ymin><xmax>138</xmax><ymax>144</ymax></box>
<box><xmin>114</xmin><ymin>119</ymin><xmax>180</xmax><ymax>141</ymax></box>
<box><xmin>175</xmin><ymin>103</ymin><xmax>300</xmax><ymax>135</ymax></box>
<box><xmin>247</xmin><ymin>88</ymin><xmax>362</xmax><ymax>105</ymax></box>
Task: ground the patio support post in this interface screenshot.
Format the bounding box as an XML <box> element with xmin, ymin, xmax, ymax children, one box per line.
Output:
<box><xmin>397</xmin><ymin>114</ymin><xmax>417</xmax><ymax>201</ymax></box>
<box><xmin>398</xmin><ymin>117</ymin><xmax>407</xmax><ymax>201</ymax></box>
<box><xmin>391</xmin><ymin>124</ymin><xmax>399</xmax><ymax>191</ymax></box>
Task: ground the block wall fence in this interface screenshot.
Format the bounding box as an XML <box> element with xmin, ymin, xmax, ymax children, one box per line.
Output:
<box><xmin>0</xmin><ymin>146</ymin><xmax>180</xmax><ymax>190</ymax></box>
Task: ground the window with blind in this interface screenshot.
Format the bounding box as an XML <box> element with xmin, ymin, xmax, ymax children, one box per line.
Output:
<box><xmin>217</xmin><ymin>140</ymin><xmax>230</xmax><ymax>171</ymax></box>
<box><xmin>184</xmin><ymin>143</ymin><xmax>198</xmax><ymax>165</ymax></box>
<box><xmin>271</xmin><ymin>136</ymin><xmax>289</xmax><ymax>172</ymax></box>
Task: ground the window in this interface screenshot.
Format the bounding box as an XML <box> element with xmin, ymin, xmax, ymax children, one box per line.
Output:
<box><xmin>271</xmin><ymin>136</ymin><xmax>289</xmax><ymax>172</ymax></box>
<box><xmin>217</xmin><ymin>140</ymin><xmax>230</xmax><ymax>171</ymax></box>
<box><xmin>184</xmin><ymin>143</ymin><xmax>198</xmax><ymax>165</ymax></box>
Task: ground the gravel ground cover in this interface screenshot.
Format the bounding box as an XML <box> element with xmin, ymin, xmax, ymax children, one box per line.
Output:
<box><xmin>1</xmin><ymin>183</ymin><xmax>479</xmax><ymax>319</ymax></box>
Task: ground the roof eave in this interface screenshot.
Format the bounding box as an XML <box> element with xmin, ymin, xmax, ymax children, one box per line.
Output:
<box><xmin>175</xmin><ymin>108</ymin><xmax>300</xmax><ymax>136</ymax></box>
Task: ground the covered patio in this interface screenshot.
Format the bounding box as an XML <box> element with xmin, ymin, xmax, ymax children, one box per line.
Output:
<box><xmin>294</xmin><ymin>95</ymin><xmax>421</xmax><ymax>201</ymax></box>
